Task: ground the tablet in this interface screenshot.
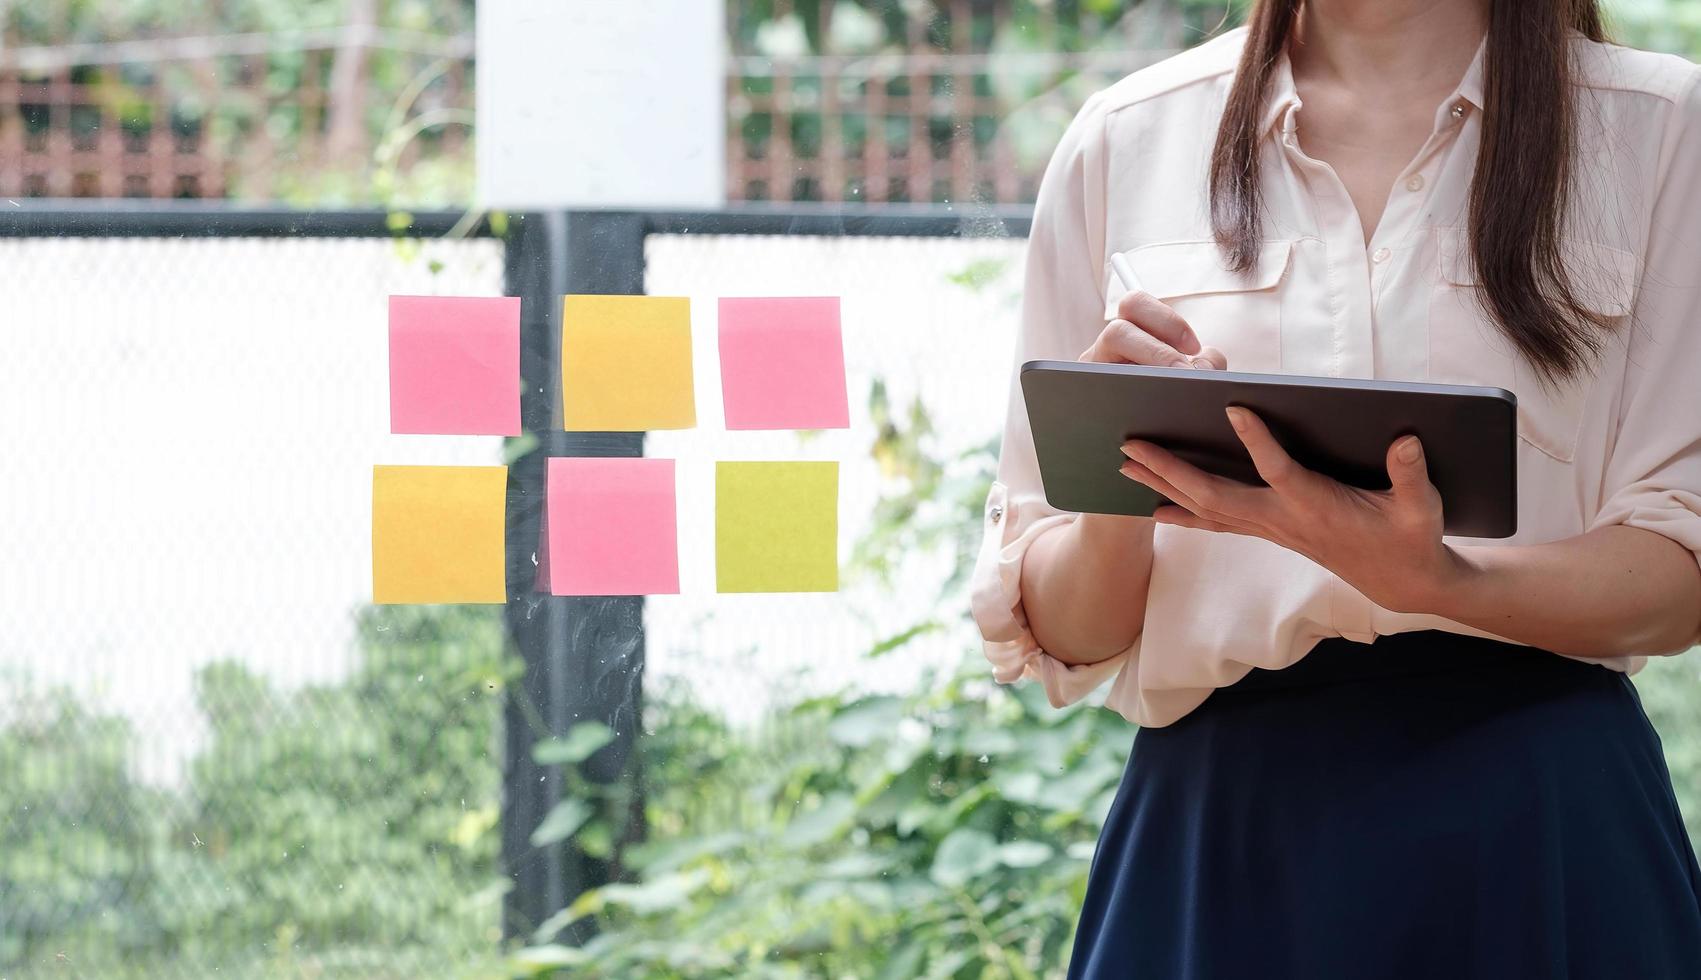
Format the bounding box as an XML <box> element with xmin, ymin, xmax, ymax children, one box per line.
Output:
<box><xmin>1020</xmin><ymin>360</ymin><xmax>1518</xmax><ymax>538</ymax></box>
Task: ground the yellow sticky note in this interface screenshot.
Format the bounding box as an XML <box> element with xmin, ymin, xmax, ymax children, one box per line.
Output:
<box><xmin>562</xmin><ymin>295</ymin><xmax>696</xmax><ymax>431</ymax></box>
<box><xmin>716</xmin><ymin>461</ymin><xmax>838</xmax><ymax>593</ymax></box>
<box><xmin>372</xmin><ymin>465</ymin><xmax>507</xmax><ymax>604</ymax></box>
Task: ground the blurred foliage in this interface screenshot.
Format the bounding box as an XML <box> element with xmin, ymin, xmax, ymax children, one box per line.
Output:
<box><xmin>0</xmin><ymin>694</ymin><xmax>171</xmax><ymax>966</ymax></box>
<box><xmin>733</xmin><ymin>0</ymin><xmax>1249</xmax><ymax>198</ymax></box>
<box><xmin>5</xmin><ymin>0</ymin><xmax>477</xmax><ymax>207</ymax></box>
<box><xmin>1609</xmin><ymin>0</ymin><xmax>1701</xmax><ymax>55</ymax></box>
<box><xmin>0</xmin><ymin>604</ymin><xmax>514</xmax><ymax>978</ymax></box>
<box><xmin>10</xmin><ymin>0</ymin><xmax>1701</xmax><ymax>206</ymax></box>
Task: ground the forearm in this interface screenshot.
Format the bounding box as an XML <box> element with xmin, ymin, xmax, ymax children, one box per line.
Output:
<box><xmin>1019</xmin><ymin>513</ymin><xmax>1156</xmax><ymax>665</ymax></box>
<box><xmin>1434</xmin><ymin>525</ymin><xmax>1701</xmax><ymax>657</ymax></box>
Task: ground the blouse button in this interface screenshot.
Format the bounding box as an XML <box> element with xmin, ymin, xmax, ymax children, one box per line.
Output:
<box><xmin>1371</xmin><ymin>247</ymin><xmax>1391</xmax><ymax>264</ymax></box>
<box><xmin>989</xmin><ymin>504</ymin><xmax>1004</xmax><ymax>524</ymax></box>
<box><xmin>1405</xmin><ymin>174</ymin><xmax>1425</xmax><ymax>192</ymax></box>
<box><xmin>1450</xmin><ymin>102</ymin><xmax>1467</xmax><ymax>121</ymax></box>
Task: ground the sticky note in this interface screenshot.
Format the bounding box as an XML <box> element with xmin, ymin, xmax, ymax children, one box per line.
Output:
<box><xmin>562</xmin><ymin>295</ymin><xmax>695</xmax><ymax>431</ymax></box>
<box><xmin>388</xmin><ymin>295</ymin><xmax>521</xmax><ymax>436</ymax></box>
<box><xmin>716</xmin><ymin>461</ymin><xmax>838</xmax><ymax>593</ymax></box>
<box><xmin>546</xmin><ymin>457</ymin><xmax>680</xmax><ymax>596</ymax></box>
<box><xmin>372</xmin><ymin>465</ymin><xmax>508</xmax><ymax>604</ymax></box>
<box><xmin>718</xmin><ymin>297</ymin><xmax>849</xmax><ymax>430</ymax></box>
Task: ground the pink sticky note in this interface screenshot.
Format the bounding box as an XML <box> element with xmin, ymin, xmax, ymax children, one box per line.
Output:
<box><xmin>717</xmin><ymin>297</ymin><xmax>849</xmax><ymax>430</ymax></box>
<box><xmin>546</xmin><ymin>457</ymin><xmax>679</xmax><ymax>596</ymax></box>
<box><xmin>389</xmin><ymin>295</ymin><xmax>522</xmax><ymax>436</ymax></box>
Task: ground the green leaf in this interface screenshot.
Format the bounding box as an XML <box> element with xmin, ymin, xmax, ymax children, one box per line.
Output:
<box><xmin>930</xmin><ymin>828</ymin><xmax>999</xmax><ymax>887</ymax></box>
<box><xmin>598</xmin><ymin>868</ymin><xmax>710</xmax><ymax>913</ymax></box>
<box><xmin>1066</xmin><ymin>840</ymin><xmax>1099</xmax><ymax>861</ymax></box>
<box><xmin>1037</xmin><ymin>757</ymin><xmax>1125</xmax><ymax>812</ymax></box>
<box><xmin>996</xmin><ymin>840</ymin><xmax>1053</xmax><ymax>868</ymax></box>
<box><xmin>533</xmin><ymin>722</ymin><xmax>615</xmax><ymax>765</ymax></box>
<box><xmin>878</xmin><ymin>939</ymin><xmax>928</xmax><ymax>980</ymax></box>
<box><xmin>530</xmin><ymin>798</ymin><xmax>593</xmax><ymax>847</ymax></box>
<box><xmin>511</xmin><ymin>943</ymin><xmax>592</xmax><ymax>973</ymax></box>
<box><xmin>867</xmin><ymin>621</ymin><xmax>943</xmax><ymax>658</ymax></box>
<box><xmin>945</xmin><ymin>257</ymin><xmax>1009</xmax><ymax>290</ymax></box>
<box><xmin>991</xmin><ymin>769</ymin><xmax>1046</xmax><ymax>806</ymax></box>
<box><xmin>960</xmin><ymin>726</ymin><xmax>1019</xmax><ymax>758</ymax></box>
<box><xmin>782</xmin><ymin>792</ymin><xmax>856</xmax><ymax>848</ymax></box>
<box><xmin>626</xmin><ymin>830</ymin><xmax>747</xmax><ymax>873</ymax></box>
<box><xmin>827</xmin><ymin>697</ymin><xmax>905</xmax><ymax>748</ymax></box>
<box><xmin>530</xmin><ymin>903</ymin><xmax>592</xmax><ymax>944</ymax></box>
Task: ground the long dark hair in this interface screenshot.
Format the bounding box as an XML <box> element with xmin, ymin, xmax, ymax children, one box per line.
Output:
<box><xmin>1208</xmin><ymin>1</ymin><xmax>1611</xmax><ymax>383</ymax></box>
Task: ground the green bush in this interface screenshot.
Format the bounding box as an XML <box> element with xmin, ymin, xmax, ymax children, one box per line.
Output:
<box><xmin>0</xmin><ymin>604</ymin><xmax>514</xmax><ymax>978</ymax></box>
<box><xmin>517</xmin><ymin>659</ymin><xmax>1130</xmax><ymax>980</ymax></box>
<box><xmin>158</xmin><ymin>603</ymin><xmax>514</xmax><ymax>969</ymax></box>
<box><xmin>0</xmin><ymin>694</ymin><xmax>170</xmax><ymax>965</ymax></box>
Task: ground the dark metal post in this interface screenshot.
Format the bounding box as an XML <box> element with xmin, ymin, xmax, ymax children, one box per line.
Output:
<box><xmin>501</xmin><ymin>210</ymin><xmax>648</xmax><ymax>943</ymax></box>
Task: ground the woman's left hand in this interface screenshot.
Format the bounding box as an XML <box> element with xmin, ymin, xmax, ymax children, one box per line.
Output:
<box><xmin>1119</xmin><ymin>406</ymin><xmax>1468</xmax><ymax>615</ymax></box>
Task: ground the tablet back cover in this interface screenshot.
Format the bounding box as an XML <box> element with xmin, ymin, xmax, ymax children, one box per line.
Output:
<box><xmin>1019</xmin><ymin>361</ymin><xmax>1517</xmax><ymax>538</ymax></box>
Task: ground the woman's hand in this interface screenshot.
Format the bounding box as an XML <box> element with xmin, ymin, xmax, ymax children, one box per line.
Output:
<box><xmin>1118</xmin><ymin>405</ymin><xmax>1467</xmax><ymax>615</ymax></box>
<box><xmin>1081</xmin><ymin>290</ymin><xmax>1228</xmax><ymax>369</ymax></box>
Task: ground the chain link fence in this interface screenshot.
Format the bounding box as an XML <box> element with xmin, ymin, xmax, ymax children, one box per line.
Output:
<box><xmin>0</xmin><ymin>208</ymin><xmax>1030</xmax><ymax>976</ymax></box>
<box><xmin>5</xmin><ymin>205</ymin><xmax>1697</xmax><ymax>978</ymax></box>
<box><xmin>0</xmin><ymin>224</ymin><xmax>509</xmax><ymax>977</ymax></box>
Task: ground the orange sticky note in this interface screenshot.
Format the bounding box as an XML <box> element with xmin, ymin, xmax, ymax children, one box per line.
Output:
<box><xmin>372</xmin><ymin>465</ymin><xmax>507</xmax><ymax>604</ymax></box>
<box><xmin>562</xmin><ymin>295</ymin><xmax>696</xmax><ymax>431</ymax></box>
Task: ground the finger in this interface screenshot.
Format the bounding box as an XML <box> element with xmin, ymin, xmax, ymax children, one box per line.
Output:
<box><xmin>1087</xmin><ymin>319</ymin><xmax>1193</xmax><ymax>367</ymax></box>
<box><xmin>1193</xmin><ymin>345</ymin><xmax>1228</xmax><ymax>371</ymax></box>
<box><xmin>1224</xmin><ymin>406</ymin><xmax>1307</xmax><ymax>491</ymax></box>
<box><xmin>1125</xmin><ymin>439</ymin><xmax>1264</xmax><ymax>524</ymax></box>
<box><xmin>1121</xmin><ymin>454</ymin><xmax>1257</xmax><ymax>530</ymax></box>
<box><xmin>1120</xmin><ymin>458</ymin><xmax>1207</xmax><ymax>517</ymax></box>
<box><xmin>1386</xmin><ymin>435</ymin><xmax>1429</xmax><ymax>494</ymax></box>
<box><xmin>1385</xmin><ymin>435</ymin><xmax>1442</xmax><ymax>524</ymax></box>
<box><xmin>1150</xmin><ymin>504</ymin><xmax>1247</xmax><ymax>536</ymax></box>
<box><xmin>1115</xmin><ymin>291</ymin><xmax>1201</xmax><ymax>356</ymax></box>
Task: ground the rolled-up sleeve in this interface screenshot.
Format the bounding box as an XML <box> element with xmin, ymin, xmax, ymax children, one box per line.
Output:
<box><xmin>1587</xmin><ymin>67</ymin><xmax>1701</xmax><ymax>640</ymax></box>
<box><xmin>968</xmin><ymin>93</ymin><xmax>1131</xmax><ymax>706</ymax></box>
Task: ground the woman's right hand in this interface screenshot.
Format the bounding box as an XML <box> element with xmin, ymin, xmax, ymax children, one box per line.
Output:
<box><xmin>1066</xmin><ymin>289</ymin><xmax>1223</xmax><ymax>542</ymax></box>
<box><xmin>1080</xmin><ymin>290</ymin><xmax>1228</xmax><ymax>369</ymax></box>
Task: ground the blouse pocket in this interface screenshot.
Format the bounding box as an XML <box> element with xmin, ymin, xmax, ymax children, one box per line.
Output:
<box><xmin>1103</xmin><ymin>239</ymin><xmax>1293</xmax><ymax>374</ymax></box>
<box><xmin>1427</xmin><ymin>227</ymin><xmax>1639</xmax><ymax>463</ymax></box>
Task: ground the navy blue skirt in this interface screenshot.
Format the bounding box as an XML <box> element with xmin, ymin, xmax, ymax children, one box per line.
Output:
<box><xmin>1069</xmin><ymin>630</ymin><xmax>1701</xmax><ymax>979</ymax></box>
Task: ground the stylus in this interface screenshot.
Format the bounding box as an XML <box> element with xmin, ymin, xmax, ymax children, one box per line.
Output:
<box><xmin>1110</xmin><ymin>251</ymin><xmax>1145</xmax><ymax>297</ymax></box>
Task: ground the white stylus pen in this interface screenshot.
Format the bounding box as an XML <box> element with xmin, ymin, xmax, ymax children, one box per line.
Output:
<box><xmin>1109</xmin><ymin>251</ymin><xmax>1145</xmax><ymax>297</ymax></box>
<box><xmin>1111</xmin><ymin>250</ymin><xmax>1206</xmax><ymax>368</ymax></box>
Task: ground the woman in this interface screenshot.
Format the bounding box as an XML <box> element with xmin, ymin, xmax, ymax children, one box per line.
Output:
<box><xmin>971</xmin><ymin>0</ymin><xmax>1701</xmax><ymax>976</ymax></box>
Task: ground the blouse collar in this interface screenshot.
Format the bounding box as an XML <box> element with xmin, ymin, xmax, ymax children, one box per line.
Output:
<box><xmin>1258</xmin><ymin>29</ymin><xmax>1489</xmax><ymax>141</ymax></box>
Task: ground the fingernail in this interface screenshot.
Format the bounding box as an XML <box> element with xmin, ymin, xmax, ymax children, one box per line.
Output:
<box><xmin>1225</xmin><ymin>407</ymin><xmax>1247</xmax><ymax>432</ymax></box>
<box><xmin>1121</xmin><ymin>442</ymin><xmax>1143</xmax><ymax>462</ymax></box>
<box><xmin>1398</xmin><ymin>436</ymin><xmax>1422</xmax><ymax>463</ymax></box>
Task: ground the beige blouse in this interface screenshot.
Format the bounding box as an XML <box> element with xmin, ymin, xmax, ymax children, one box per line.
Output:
<box><xmin>971</xmin><ymin>25</ymin><xmax>1701</xmax><ymax>727</ymax></box>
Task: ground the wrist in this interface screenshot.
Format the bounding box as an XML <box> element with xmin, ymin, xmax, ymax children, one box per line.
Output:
<box><xmin>1412</xmin><ymin>543</ymin><xmax>1485</xmax><ymax>620</ymax></box>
